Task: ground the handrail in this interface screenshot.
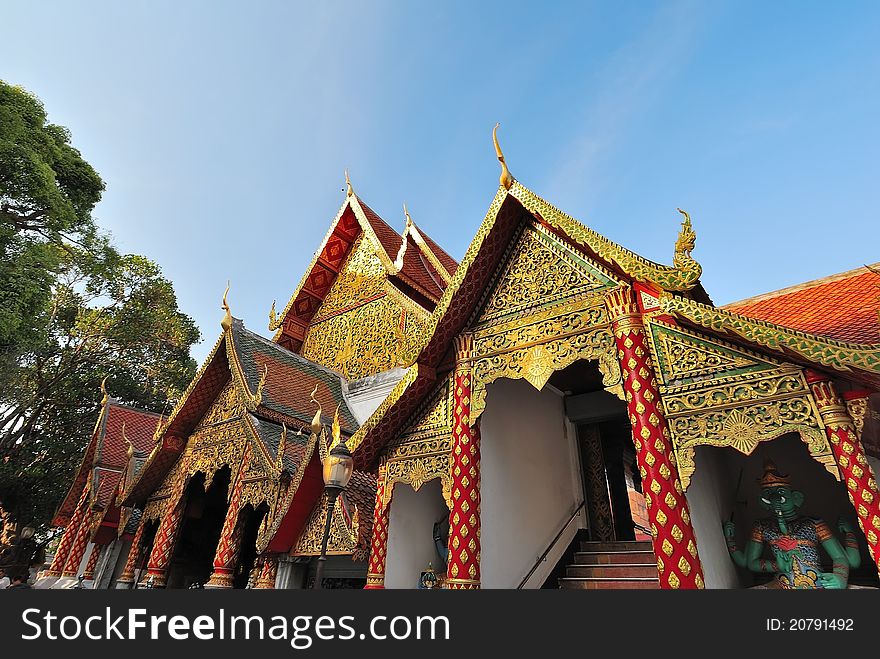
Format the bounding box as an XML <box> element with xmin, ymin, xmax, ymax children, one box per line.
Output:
<box><xmin>517</xmin><ymin>500</ymin><xmax>585</xmax><ymax>589</ymax></box>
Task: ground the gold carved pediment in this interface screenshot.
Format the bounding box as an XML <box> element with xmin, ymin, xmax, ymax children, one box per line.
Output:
<box><xmin>292</xmin><ymin>491</ymin><xmax>362</xmax><ymax>559</ymax></box>
<box><xmin>473</xmin><ymin>222</ymin><xmax>619</xmax><ymax>327</ymax></box>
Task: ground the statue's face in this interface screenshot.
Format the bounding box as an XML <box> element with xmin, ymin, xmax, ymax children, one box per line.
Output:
<box><xmin>759</xmin><ymin>486</ymin><xmax>803</xmax><ymax>518</ymax></box>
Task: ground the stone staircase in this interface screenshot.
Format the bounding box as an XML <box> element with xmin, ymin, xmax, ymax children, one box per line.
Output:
<box><xmin>558</xmin><ymin>540</ymin><xmax>659</xmax><ymax>589</ymax></box>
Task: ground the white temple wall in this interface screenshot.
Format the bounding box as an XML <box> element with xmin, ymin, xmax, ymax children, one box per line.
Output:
<box><xmin>385</xmin><ymin>479</ymin><xmax>447</xmax><ymax>589</ymax></box>
<box><xmin>685</xmin><ymin>446</ymin><xmax>741</xmax><ymax>589</ymax></box>
<box><xmin>480</xmin><ymin>378</ymin><xmax>582</xmax><ymax>588</ymax></box>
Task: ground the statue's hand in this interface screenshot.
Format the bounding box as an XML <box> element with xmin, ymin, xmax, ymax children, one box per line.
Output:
<box><xmin>837</xmin><ymin>517</ymin><xmax>855</xmax><ymax>535</ymax></box>
<box><xmin>772</xmin><ymin>549</ymin><xmax>793</xmax><ymax>574</ymax></box>
<box><xmin>818</xmin><ymin>572</ymin><xmax>846</xmax><ymax>589</ymax></box>
<box><xmin>722</xmin><ymin>521</ymin><xmax>736</xmax><ymax>540</ymax></box>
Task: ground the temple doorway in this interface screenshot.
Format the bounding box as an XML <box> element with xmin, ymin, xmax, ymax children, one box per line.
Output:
<box><xmin>165</xmin><ymin>468</ymin><xmax>230</xmax><ymax>588</ymax></box>
<box><xmin>233</xmin><ymin>503</ymin><xmax>267</xmax><ymax>588</ymax></box>
<box><xmin>549</xmin><ymin>361</ymin><xmax>647</xmax><ymax>543</ymax></box>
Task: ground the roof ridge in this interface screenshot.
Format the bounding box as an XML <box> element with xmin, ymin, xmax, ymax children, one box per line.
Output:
<box><xmin>723</xmin><ymin>262</ymin><xmax>880</xmax><ymax>309</ymax></box>
<box><xmin>106</xmin><ymin>399</ymin><xmax>164</xmax><ymax>418</ymax></box>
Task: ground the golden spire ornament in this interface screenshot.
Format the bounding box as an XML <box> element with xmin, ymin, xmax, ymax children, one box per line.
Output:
<box><xmin>493</xmin><ymin>123</ymin><xmax>514</xmax><ymax>190</ymax></box>
<box><xmin>221</xmin><ymin>281</ymin><xmax>232</xmax><ymax>331</ymax></box>
<box><xmin>100</xmin><ymin>376</ymin><xmax>109</xmax><ymax>406</ymax></box>
<box><xmin>268</xmin><ymin>299</ymin><xmax>279</xmax><ymax>331</ymax></box>
<box><xmin>345</xmin><ymin>169</ymin><xmax>354</xmax><ymax>197</ymax></box>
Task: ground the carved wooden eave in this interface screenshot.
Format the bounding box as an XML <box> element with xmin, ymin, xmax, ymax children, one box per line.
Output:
<box><xmin>657</xmin><ymin>292</ymin><xmax>880</xmax><ymax>390</ymax></box>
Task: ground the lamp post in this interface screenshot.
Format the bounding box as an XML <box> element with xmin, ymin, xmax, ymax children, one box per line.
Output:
<box><xmin>313</xmin><ymin>440</ymin><xmax>354</xmax><ymax>589</ymax></box>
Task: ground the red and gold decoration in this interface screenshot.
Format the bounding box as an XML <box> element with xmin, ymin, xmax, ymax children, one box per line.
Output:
<box><xmin>445</xmin><ymin>333</ymin><xmax>481</xmax><ymax>589</ymax></box>
<box><xmin>254</xmin><ymin>555</ymin><xmax>278</xmax><ymax>589</ymax></box>
<box><xmin>61</xmin><ymin>509</ymin><xmax>98</xmax><ymax>578</ymax></box>
<box><xmin>605</xmin><ymin>286</ymin><xmax>704</xmax><ymax>589</ymax></box>
<box><xmin>46</xmin><ymin>488</ymin><xmax>90</xmax><ymax>577</ymax></box>
<box><xmin>142</xmin><ymin>482</ymin><xmax>188</xmax><ymax>588</ymax></box>
<box><xmin>807</xmin><ymin>372</ymin><xmax>880</xmax><ymax>574</ymax></box>
<box><xmin>116</xmin><ymin>518</ymin><xmax>146</xmax><ymax>586</ymax></box>
<box><xmin>206</xmin><ymin>450</ymin><xmax>250</xmax><ymax>588</ymax></box>
<box><xmin>365</xmin><ymin>463</ymin><xmax>391</xmax><ymax>589</ymax></box>
<box><xmin>83</xmin><ymin>544</ymin><xmax>104</xmax><ymax>581</ymax></box>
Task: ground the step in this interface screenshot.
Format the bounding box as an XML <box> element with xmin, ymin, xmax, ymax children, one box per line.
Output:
<box><xmin>565</xmin><ymin>564</ymin><xmax>658</xmax><ymax>579</ymax></box>
<box><xmin>574</xmin><ymin>550</ymin><xmax>657</xmax><ymax>565</ymax></box>
<box><xmin>579</xmin><ymin>540</ymin><xmax>653</xmax><ymax>552</ymax></box>
<box><xmin>559</xmin><ymin>577</ymin><xmax>660</xmax><ymax>590</ymax></box>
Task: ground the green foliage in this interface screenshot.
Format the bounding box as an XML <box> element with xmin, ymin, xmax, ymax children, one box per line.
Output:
<box><xmin>0</xmin><ymin>81</ymin><xmax>201</xmax><ymax>531</ymax></box>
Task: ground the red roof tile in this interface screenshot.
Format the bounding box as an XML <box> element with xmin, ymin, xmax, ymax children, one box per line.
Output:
<box><xmin>724</xmin><ymin>265</ymin><xmax>880</xmax><ymax>344</ymax></box>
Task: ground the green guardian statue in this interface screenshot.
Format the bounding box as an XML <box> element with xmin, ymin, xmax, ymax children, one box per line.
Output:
<box><xmin>723</xmin><ymin>459</ymin><xmax>860</xmax><ymax>589</ymax></box>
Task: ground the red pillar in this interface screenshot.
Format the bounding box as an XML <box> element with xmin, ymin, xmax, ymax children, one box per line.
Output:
<box><xmin>83</xmin><ymin>544</ymin><xmax>104</xmax><ymax>581</ymax></box>
<box><xmin>116</xmin><ymin>518</ymin><xmax>146</xmax><ymax>587</ymax></box>
<box><xmin>142</xmin><ymin>487</ymin><xmax>187</xmax><ymax>588</ymax></box>
<box><xmin>808</xmin><ymin>373</ymin><xmax>880</xmax><ymax>575</ymax></box>
<box><xmin>446</xmin><ymin>333</ymin><xmax>481</xmax><ymax>590</ymax></box>
<box><xmin>61</xmin><ymin>509</ymin><xmax>98</xmax><ymax>577</ymax></box>
<box><xmin>207</xmin><ymin>468</ymin><xmax>248</xmax><ymax>588</ymax></box>
<box><xmin>46</xmin><ymin>489</ymin><xmax>90</xmax><ymax>577</ymax></box>
<box><xmin>605</xmin><ymin>287</ymin><xmax>704</xmax><ymax>589</ymax></box>
<box><xmin>254</xmin><ymin>555</ymin><xmax>279</xmax><ymax>589</ymax></box>
<box><xmin>365</xmin><ymin>464</ymin><xmax>391</xmax><ymax>589</ymax></box>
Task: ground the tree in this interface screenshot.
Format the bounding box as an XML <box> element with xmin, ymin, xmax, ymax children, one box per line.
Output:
<box><xmin>0</xmin><ymin>81</ymin><xmax>201</xmax><ymax>531</ymax></box>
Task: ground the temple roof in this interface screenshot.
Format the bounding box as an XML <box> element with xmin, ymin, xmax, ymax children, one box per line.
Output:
<box><xmin>272</xmin><ymin>190</ymin><xmax>457</xmax><ymax>352</ymax></box>
<box><xmin>52</xmin><ymin>399</ymin><xmax>162</xmax><ymax>526</ymax></box>
<box><xmin>724</xmin><ymin>264</ymin><xmax>880</xmax><ymax>345</ymax></box>
<box><xmin>347</xmin><ymin>182</ymin><xmax>880</xmax><ymax>469</ymax></box>
<box><xmin>122</xmin><ymin>316</ymin><xmax>357</xmax><ymax>507</ymax></box>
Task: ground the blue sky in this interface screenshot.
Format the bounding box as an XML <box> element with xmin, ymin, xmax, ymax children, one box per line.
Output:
<box><xmin>3</xmin><ymin>1</ymin><xmax>878</xmax><ymax>363</ymax></box>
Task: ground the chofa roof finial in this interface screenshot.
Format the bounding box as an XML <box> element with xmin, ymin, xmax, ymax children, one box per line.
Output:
<box><xmin>493</xmin><ymin>123</ymin><xmax>514</xmax><ymax>190</ymax></box>
<box><xmin>221</xmin><ymin>280</ymin><xmax>232</xmax><ymax>331</ymax></box>
<box><xmin>100</xmin><ymin>376</ymin><xmax>109</xmax><ymax>405</ymax></box>
<box><xmin>345</xmin><ymin>169</ymin><xmax>354</xmax><ymax>197</ymax></box>
<box><xmin>674</xmin><ymin>208</ymin><xmax>697</xmax><ymax>263</ymax></box>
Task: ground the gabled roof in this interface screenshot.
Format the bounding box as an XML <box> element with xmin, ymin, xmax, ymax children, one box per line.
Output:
<box><xmin>724</xmin><ymin>264</ymin><xmax>880</xmax><ymax>344</ymax></box>
<box><xmin>272</xmin><ymin>189</ymin><xmax>457</xmax><ymax>352</ymax></box>
<box><xmin>347</xmin><ymin>180</ymin><xmax>880</xmax><ymax>470</ymax></box>
<box><xmin>122</xmin><ymin>316</ymin><xmax>357</xmax><ymax>507</ymax></box>
<box><xmin>52</xmin><ymin>398</ymin><xmax>162</xmax><ymax>526</ymax></box>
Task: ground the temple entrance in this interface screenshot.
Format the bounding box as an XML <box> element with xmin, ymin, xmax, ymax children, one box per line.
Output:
<box><xmin>166</xmin><ymin>468</ymin><xmax>230</xmax><ymax>588</ymax></box>
<box><xmin>549</xmin><ymin>361</ymin><xmax>647</xmax><ymax>543</ymax></box>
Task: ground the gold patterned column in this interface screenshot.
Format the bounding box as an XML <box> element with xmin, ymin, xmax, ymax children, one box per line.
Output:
<box><xmin>46</xmin><ymin>488</ymin><xmax>90</xmax><ymax>577</ymax></box>
<box><xmin>254</xmin><ymin>555</ymin><xmax>279</xmax><ymax>589</ymax></box>
<box><xmin>365</xmin><ymin>463</ymin><xmax>391</xmax><ymax>589</ymax></box>
<box><xmin>82</xmin><ymin>544</ymin><xmax>104</xmax><ymax>581</ymax></box>
<box><xmin>116</xmin><ymin>518</ymin><xmax>146</xmax><ymax>587</ymax></box>
<box><xmin>61</xmin><ymin>509</ymin><xmax>98</xmax><ymax>578</ymax></box>
<box><xmin>206</xmin><ymin>466</ymin><xmax>248</xmax><ymax>588</ymax></box>
<box><xmin>808</xmin><ymin>373</ymin><xmax>880</xmax><ymax>575</ymax></box>
<box><xmin>141</xmin><ymin>484</ymin><xmax>188</xmax><ymax>588</ymax></box>
<box><xmin>445</xmin><ymin>333</ymin><xmax>481</xmax><ymax>589</ymax></box>
<box><xmin>605</xmin><ymin>286</ymin><xmax>704</xmax><ymax>589</ymax></box>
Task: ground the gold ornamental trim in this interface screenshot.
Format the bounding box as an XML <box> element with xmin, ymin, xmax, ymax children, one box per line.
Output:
<box><xmin>658</xmin><ymin>293</ymin><xmax>880</xmax><ymax>376</ymax></box>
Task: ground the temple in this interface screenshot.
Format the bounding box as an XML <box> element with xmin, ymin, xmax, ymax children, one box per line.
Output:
<box><xmin>40</xmin><ymin>132</ymin><xmax>880</xmax><ymax>589</ymax></box>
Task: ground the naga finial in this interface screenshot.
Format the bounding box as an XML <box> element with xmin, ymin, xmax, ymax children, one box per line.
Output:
<box><xmin>268</xmin><ymin>299</ymin><xmax>279</xmax><ymax>331</ymax></box>
<box><xmin>276</xmin><ymin>423</ymin><xmax>287</xmax><ymax>473</ymax></box>
<box><xmin>674</xmin><ymin>208</ymin><xmax>697</xmax><ymax>265</ymax></box>
<box><xmin>345</xmin><ymin>169</ymin><xmax>354</xmax><ymax>197</ymax></box>
<box><xmin>331</xmin><ymin>404</ymin><xmax>342</xmax><ymax>449</ymax></box>
<box><xmin>394</xmin><ymin>204</ymin><xmax>412</xmax><ymax>271</ymax></box>
<box><xmin>403</xmin><ymin>202</ymin><xmax>413</xmax><ymax>228</ymax></box>
<box><xmin>100</xmin><ymin>376</ymin><xmax>109</xmax><ymax>405</ymax></box>
<box><xmin>309</xmin><ymin>384</ymin><xmax>323</xmax><ymax>436</ymax></box>
<box><xmin>122</xmin><ymin>422</ymin><xmax>134</xmax><ymax>460</ymax></box>
<box><xmin>493</xmin><ymin>123</ymin><xmax>514</xmax><ymax>190</ymax></box>
<box><xmin>221</xmin><ymin>281</ymin><xmax>232</xmax><ymax>331</ymax></box>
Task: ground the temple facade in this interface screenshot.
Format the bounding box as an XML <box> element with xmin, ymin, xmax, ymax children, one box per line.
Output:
<box><xmin>41</xmin><ymin>136</ymin><xmax>880</xmax><ymax>589</ymax></box>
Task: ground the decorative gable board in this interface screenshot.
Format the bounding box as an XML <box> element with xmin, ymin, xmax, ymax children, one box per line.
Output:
<box><xmin>645</xmin><ymin>320</ymin><xmax>782</xmax><ymax>387</ymax></box>
<box><xmin>300</xmin><ymin>236</ymin><xmax>430</xmax><ymax>379</ymax></box>
<box><xmin>473</xmin><ymin>221</ymin><xmax>619</xmax><ymax>328</ymax></box>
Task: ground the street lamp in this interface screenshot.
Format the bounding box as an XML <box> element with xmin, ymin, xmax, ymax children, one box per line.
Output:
<box><xmin>313</xmin><ymin>440</ymin><xmax>353</xmax><ymax>589</ymax></box>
